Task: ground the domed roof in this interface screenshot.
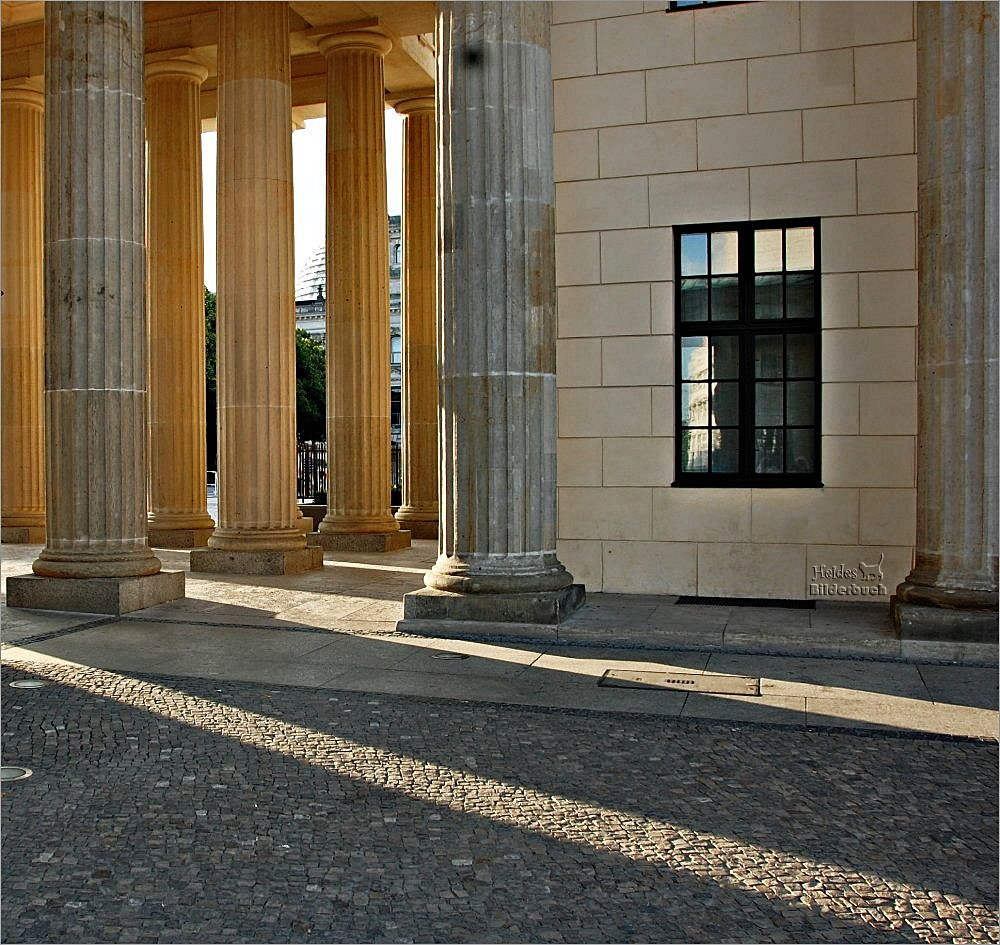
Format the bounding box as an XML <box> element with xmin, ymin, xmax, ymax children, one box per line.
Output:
<box><xmin>295</xmin><ymin>244</ymin><xmax>325</xmax><ymax>302</ymax></box>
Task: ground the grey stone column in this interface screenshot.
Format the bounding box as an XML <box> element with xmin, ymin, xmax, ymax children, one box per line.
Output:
<box><xmin>6</xmin><ymin>1</ymin><xmax>184</xmax><ymax>615</ymax></box>
<box><xmin>890</xmin><ymin>2</ymin><xmax>998</xmax><ymax>641</ymax></box>
<box><xmin>401</xmin><ymin>2</ymin><xmax>583</xmax><ymax>630</ymax></box>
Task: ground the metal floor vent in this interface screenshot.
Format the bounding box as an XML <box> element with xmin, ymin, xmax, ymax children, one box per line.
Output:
<box><xmin>675</xmin><ymin>595</ymin><xmax>816</xmax><ymax>610</ymax></box>
<box><xmin>600</xmin><ymin>670</ymin><xmax>760</xmax><ymax>696</ymax></box>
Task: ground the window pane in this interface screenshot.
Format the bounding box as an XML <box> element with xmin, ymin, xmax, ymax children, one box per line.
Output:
<box><xmin>710</xmin><ymin>276</ymin><xmax>739</xmax><ymax>321</ymax></box>
<box><xmin>681</xmin><ymin>429</ymin><xmax>709</xmax><ymax>472</ymax></box>
<box><xmin>785</xmin><ymin>273</ymin><xmax>815</xmax><ymax>319</ymax></box>
<box><xmin>682</xmin><ymin>383</ymin><xmax>709</xmax><ymax>425</ymax></box>
<box><xmin>754</xmin><ymin>229</ymin><xmax>782</xmax><ymax>272</ymax></box>
<box><xmin>785</xmin><ymin>227</ymin><xmax>815</xmax><ymax>271</ymax></box>
<box><xmin>754</xmin><ymin>274</ymin><xmax>783</xmax><ymax>319</ymax></box>
<box><xmin>710</xmin><ymin>429</ymin><xmax>739</xmax><ymax>473</ymax></box>
<box><xmin>681</xmin><ymin>336</ymin><xmax>709</xmax><ymax>380</ymax></box>
<box><xmin>785</xmin><ymin>428</ymin><xmax>815</xmax><ymax>474</ymax></box>
<box><xmin>711</xmin><ymin>231</ymin><xmax>739</xmax><ymax>274</ymax></box>
<box><xmin>711</xmin><ymin>382</ymin><xmax>739</xmax><ymax>426</ymax></box>
<box><xmin>755</xmin><ymin>381</ymin><xmax>783</xmax><ymax>425</ymax></box>
<box><xmin>786</xmin><ymin>381</ymin><xmax>815</xmax><ymax>425</ymax></box>
<box><xmin>755</xmin><ymin>428</ymin><xmax>784</xmax><ymax>474</ymax></box>
<box><xmin>680</xmin><ymin>233</ymin><xmax>708</xmax><ymax>275</ymax></box>
<box><xmin>680</xmin><ymin>277</ymin><xmax>709</xmax><ymax>321</ymax></box>
<box><xmin>785</xmin><ymin>334</ymin><xmax>814</xmax><ymax>378</ymax></box>
<box><xmin>754</xmin><ymin>335</ymin><xmax>783</xmax><ymax>378</ymax></box>
<box><xmin>710</xmin><ymin>335</ymin><xmax>739</xmax><ymax>379</ymax></box>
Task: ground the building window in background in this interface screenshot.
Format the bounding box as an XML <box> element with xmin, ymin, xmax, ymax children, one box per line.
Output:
<box><xmin>674</xmin><ymin>219</ymin><xmax>821</xmax><ymax>487</ymax></box>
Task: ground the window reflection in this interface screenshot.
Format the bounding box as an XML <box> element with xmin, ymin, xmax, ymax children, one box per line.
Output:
<box><xmin>680</xmin><ymin>233</ymin><xmax>708</xmax><ymax>276</ymax></box>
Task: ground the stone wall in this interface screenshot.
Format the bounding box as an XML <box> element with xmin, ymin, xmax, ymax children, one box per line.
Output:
<box><xmin>552</xmin><ymin>0</ymin><xmax>917</xmax><ymax>598</ymax></box>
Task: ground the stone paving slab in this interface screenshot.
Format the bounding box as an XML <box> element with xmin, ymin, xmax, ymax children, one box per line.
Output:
<box><xmin>1</xmin><ymin>662</ymin><xmax>997</xmax><ymax>944</ymax></box>
<box><xmin>681</xmin><ymin>693</ymin><xmax>808</xmax><ymax>725</ymax></box>
<box><xmin>4</xmin><ymin>542</ymin><xmax>996</xmax><ymax>665</ymax></box>
<box><xmin>804</xmin><ymin>698</ymin><xmax>999</xmax><ymax>740</ymax></box>
<box><xmin>3</xmin><ymin>620</ymin><xmax>998</xmax><ymax>737</ymax></box>
<box><xmin>918</xmin><ymin>665</ymin><xmax>1000</xmax><ymax>711</ymax></box>
<box><xmin>704</xmin><ymin>653</ymin><xmax>929</xmax><ymax>699</ymax></box>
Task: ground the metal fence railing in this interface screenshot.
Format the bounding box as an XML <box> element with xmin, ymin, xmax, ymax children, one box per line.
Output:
<box><xmin>297</xmin><ymin>441</ymin><xmax>327</xmax><ymax>501</ymax></box>
<box><xmin>297</xmin><ymin>441</ymin><xmax>403</xmax><ymax>505</ymax></box>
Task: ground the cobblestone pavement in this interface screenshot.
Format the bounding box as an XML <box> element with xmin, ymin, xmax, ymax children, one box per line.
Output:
<box><xmin>2</xmin><ymin>661</ymin><xmax>997</xmax><ymax>944</ymax></box>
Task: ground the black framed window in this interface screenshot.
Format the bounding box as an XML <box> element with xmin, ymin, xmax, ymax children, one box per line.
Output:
<box><xmin>674</xmin><ymin>219</ymin><xmax>821</xmax><ymax>487</ymax></box>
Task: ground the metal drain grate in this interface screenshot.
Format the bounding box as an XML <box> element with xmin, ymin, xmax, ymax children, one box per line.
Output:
<box><xmin>675</xmin><ymin>595</ymin><xmax>815</xmax><ymax>609</ymax></box>
<box><xmin>1</xmin><ymin>766</ymin><xmax>33</xmax><ymax>782</ymax></box>
<box><xmin>10</xmin><ymin>679</ymin><xmax>49</xmax><ymax>689</ymax></box>
<box><xmin>600</xmin><ymin>670</ymin><xmax>760</xmax><ymax>695</ymax></box>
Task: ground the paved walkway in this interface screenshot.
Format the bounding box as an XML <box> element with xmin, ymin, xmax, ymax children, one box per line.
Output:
<box><xmin>2</xmin><ymin>542</ymin><xmax>997</xmax><ymax>739</ymax></box>
<box><xmin>2</xmin><ymin>543</ymin><xmax>998</xmax><ymax>943</ymax></box>
<box><xmin>2</xmin><ymin>662</ymin><xmax>997</xmax><ymax>944</ymax></box>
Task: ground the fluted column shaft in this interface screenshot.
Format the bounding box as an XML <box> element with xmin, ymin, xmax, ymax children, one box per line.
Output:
<box><xmin>209</xmin><ymin>2</ymin><xmax>303</xmax><ymax>552</ymax></box>
<box><xmin>318</xmin><ymin>31</ymin><xmax>402</xmax><ymax>539</ymax></box>
<box><xmin>1</xmin><ymin>82</ymin><xmax>45</xmax><ymax>543</ymax></box>
<box><xmin>146</xmin><ymin>58</ymin><xmax>215</xmax><ymax>548</ymax></box>
<box><xmin>427</xmin><ymin>2</ymin><xmax>571</xmax><ymax>594</ymax></box>
<box><xmin>33</xmin><ymin>1</ymin><xmax>160</xmax><ymax>579</ymax></box>
<box><xmin>394</xmin><ymin>95</ymin><xmax>439</xmax><ymax>540</ymax></box>
<box><xmin>892</xmin><ymin>3</ymin><xmax>998</xmax><ymax>630</ymax></box>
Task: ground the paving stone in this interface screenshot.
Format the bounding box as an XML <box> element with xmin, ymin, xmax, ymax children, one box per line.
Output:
<box><xmin>1</xmin><ymin>661</ymin><xmax>997</xmax><ymax>944</ymax></box>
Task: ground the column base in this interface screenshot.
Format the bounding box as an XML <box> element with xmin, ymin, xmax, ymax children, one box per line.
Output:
<box><xmin>189</xmin><ymin>545</ymin><xmax>323</xmax><ymax>576</ymax></box>
<box><xmin>5</xmin><ymin>570</ymin><xmax>185</xmax><ymax>616</ymax></box>
<box><xmin>147</xmin><ymin>525</ymin><xmax>215</xmax><ymax>549</ymax></box>
<box><xmin>296</xmin><ymin>515</ymin><xmax>314</xmax><ymax>533</ymax></box>
<box><xmin>890</xmin><ymin>598</ymin><xmax>998</xmax><ymax>643</ymax></box>
<box><xmin>399</xmin><ymin>583</ymin><xmax>585</xmax><ymax>631</ymax></box>
<box><xmin>299</xmin><ymin>504</ymin><xmax>328</xmax><ymax>523</ymax></box>
<box><xmin>316</xmin><ymin>531</ymin><xmax>411</xmax><ymax>553</ymax></box>
<box><xmin>393</xmin><ymin>514</ymin><xmax>438</xmax><ymax>540</ymax></box>
<box><xmin>2</xmin><ymin>525</ymin><xmax>45</xmax><ymax>544</ymax></box>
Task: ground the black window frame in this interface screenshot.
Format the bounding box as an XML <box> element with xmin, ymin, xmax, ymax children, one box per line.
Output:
<box><xmin>666</xmin><ymin>1</ymin><xmax>748</xmax><ymax>11</ymax></box>
<box><xmin>673</xmin><ymin>218</ymin><xmax>823</xmax><ymax>489</ymax></box>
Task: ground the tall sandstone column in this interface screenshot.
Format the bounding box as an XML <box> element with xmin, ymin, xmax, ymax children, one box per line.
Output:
<box><xmin>401</xmin><ymin>2</ymin><xmax>583</xmax><ymax>630</ymax></box>
<box><xmin>191</xmin><ymin>2</ymin><xmax>322</xmax><ymax>576</ymax></box>
<box><xmin>890</xmin><ymin>2</ymin><xmax>998</xmax><ymax>641</ymax></box>
<box><xmin>394</xmin><ymin>94</ymin><xmax>439</xmax><ymax>541</ymax></box>
<box><xmin>1</xmin><ymin>81</ymin><xmax>45</xmax><ymax>544</ymax></box>
<box><xmin>145</xmin><ymin>56</ymin><xmax>215</xmax><ymax>549</ymax></box>
<box><xmin>317</xmin><ymin>30</ymin><xmax>410</xmax><ymax>552</ymax></box>
<box><xmin>7</xmin><ymin>1</ymin><xmax>184</xmax><ymax>615</ymax></box>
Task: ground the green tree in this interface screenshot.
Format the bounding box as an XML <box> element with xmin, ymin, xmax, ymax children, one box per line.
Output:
<box><xmin>295</xmin><ymin>328</ymin><xmax>326</xmax><ymax>443</ymax></box>
<box><xmin>204</xmin><ymin>288</ymin><xmax>217</xmax><ymax>470</ymax></box>
<box><xmin>204</xmin><ymin>290</ymin><xmax>326</xmax><ymax>467</ymax></box>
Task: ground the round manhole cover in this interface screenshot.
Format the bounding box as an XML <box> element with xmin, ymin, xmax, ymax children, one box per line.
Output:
<box><xmin>430</xmin><ymin>652</ymin><xmax>470</xmax><ymax>661</ymax></box>
<box><xmin>1</xmin><ymin>766</ymin><xmax>33</xmax><ymax>782</ymax></box>
<box><xmin>10</xmin><ymin>679</ymin><xmax>48</xmax><ymax>689</ymax></box>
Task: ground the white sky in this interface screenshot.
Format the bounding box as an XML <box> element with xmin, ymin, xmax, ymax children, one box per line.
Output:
<box><xmin>201</xmin><ymin>109</ymin><xmax>405</xmax><ymax>292</ymax></box>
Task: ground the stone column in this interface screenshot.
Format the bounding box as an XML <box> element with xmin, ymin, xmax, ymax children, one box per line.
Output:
<box><xmin>400</xmin><ymin>2</ymin><xmax>583</xmax><ymax>630</ymax></box>
<box><xmin>316</xmin><ymin>30</ymin><xmax>410</xmax><ymax>552</ymax></box>
<box><xmin>1</xmin><ymin>81</ymin><xmax>46</xmax><ymax>544</ymax></box>
<box><xmin>6</xmin><ymin>1</ymin><xmax>184</xmax><ymax>615</ymax></box>
<box><xmin>890</xmin><ymin>2</ymin><xmax>998</xmax><ymax>641</ymax></box>
<box><xmin>190</xmin><ymin>1</ymin><xmax>321</xmax><ymax>575</ymax></box>
<box><xmin>393</xmin><ymin>93</ymin><xmax>439</xmax><ymax>541</ymax></box>
<box><xmin>145</xmin><ymin>56</ymin><xmax>215</xmax><ymax>549</ymax></box>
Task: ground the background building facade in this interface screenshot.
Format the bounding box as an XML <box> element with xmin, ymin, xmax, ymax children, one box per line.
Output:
<box><xmin>551</xmin><ymin>1</ymin><xmax>923</xmax><ymax>600</ymax></box>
